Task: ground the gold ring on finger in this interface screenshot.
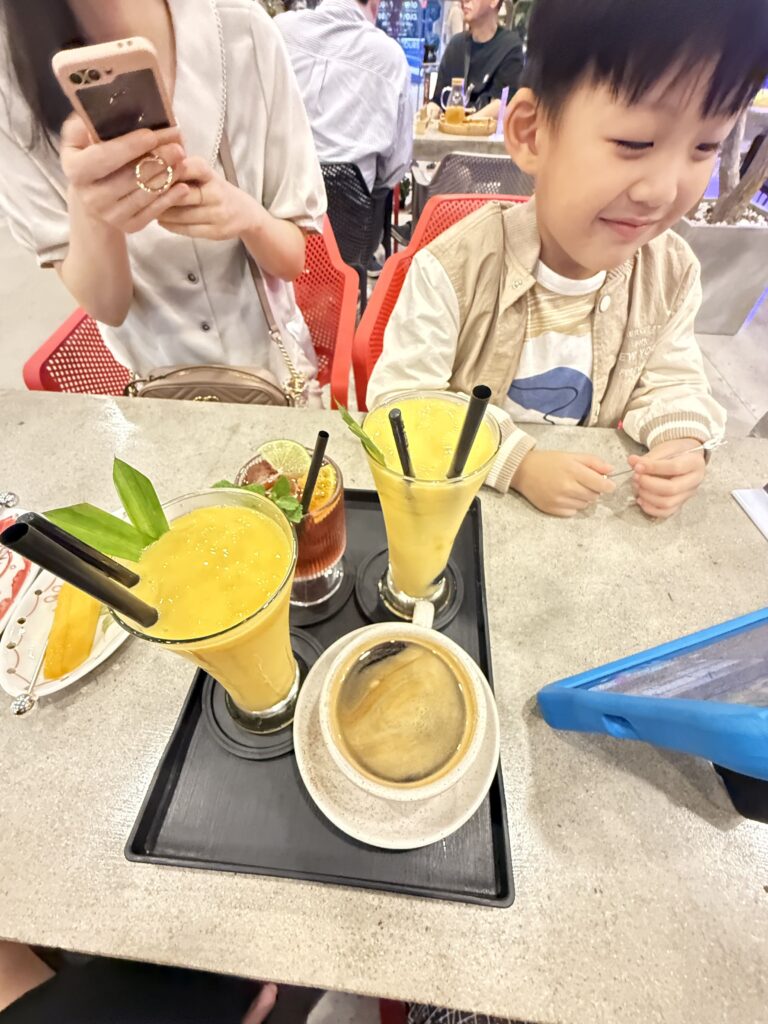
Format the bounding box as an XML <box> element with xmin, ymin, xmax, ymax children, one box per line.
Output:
<box><xmin>135</xmin><ymin>151</ymin><xmax>174</xmax><ymax>194</ymax></box>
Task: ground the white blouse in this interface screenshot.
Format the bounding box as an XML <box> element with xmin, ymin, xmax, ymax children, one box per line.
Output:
<box><xmin>0</xmin><ymin>0</ymin><xmax>327</xmax><ymax>382</ymax></box>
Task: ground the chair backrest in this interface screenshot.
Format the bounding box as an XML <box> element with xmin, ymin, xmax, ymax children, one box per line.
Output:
<box><xmin>24</xmin><ymin>217</ymin><xmax>358</xmax><ymax>406</ymax></box>
<box><xmin>294</xmin><ymin>217</ymin><xmax>359</xmax><ymax>403</ymax></box>
<box><xmin>23</xmin><ymin>309</ymin><xmax>132</xmax><ymax>395</ymax></box>
<box><xmin>320</xmin><ymin>162</ymin><xmax>376</xmax><ymax>270</ymax></box>
<box><xmin>352</xmin><ymin>194</ymin><xmax>530</xmax><ymax>410</ymax></box>
<box><xmin>428</xmin><ymin>151</ymin><xmax>534</xmax><ymax>202</ymax></box>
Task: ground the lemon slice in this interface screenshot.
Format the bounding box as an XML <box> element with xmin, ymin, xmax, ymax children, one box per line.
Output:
<box><xmin>257</xmin><ymin>439</ymin><xmax>311</xmax><ymax>482</ymax></box>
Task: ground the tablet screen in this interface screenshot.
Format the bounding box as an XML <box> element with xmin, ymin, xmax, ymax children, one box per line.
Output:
<box><xmin>593</xmin><ymin>621</ymin><xmax>768</xmax><ymax>705</ymax></box>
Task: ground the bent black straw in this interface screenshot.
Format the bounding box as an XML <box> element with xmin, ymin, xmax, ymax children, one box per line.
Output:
<box><xmin>388</xmin><ymin>408</ymin><xmax>415</xmax><ymax>477</ymax></box>
<box><xmin>301</xmin><ymin>430</ymin><xmax>330</xmax><ymax>516</ymax></box>
<box><xmin>0</xmin><ymin>522</ymin><xmax>158</xmax><ymax>628</ymax></box>
<box><xmin>447</xmin><ymin>385</ymin><xmax>492</xmax><ymax>479</ymax></box>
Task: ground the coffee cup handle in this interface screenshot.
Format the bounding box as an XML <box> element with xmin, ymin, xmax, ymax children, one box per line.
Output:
<box><xmin>412</xmin><ymin>600</ymin><xmax>435</xmax><ymax>629</ymax></box>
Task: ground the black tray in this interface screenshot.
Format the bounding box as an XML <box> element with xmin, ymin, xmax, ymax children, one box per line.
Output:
<box><xmin>126</xmin><ymin>490</ymin><xmax>514</xmax><ymax>907</ymax></box>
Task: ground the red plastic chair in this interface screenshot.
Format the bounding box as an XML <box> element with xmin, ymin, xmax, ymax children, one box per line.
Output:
<box><xmin>23</xmin><ymin>216</ymin><xmax>359</xmax><ymax>406</ymax></box>
<box><xmin>295</xmin><ymin>217</ymin><xmax>359</xmax><ymax>403</ymax></box>
<box><xmin>352</xmin><ymin>194</ymin><xmax>530</xmax><ymax>410</ymax></box>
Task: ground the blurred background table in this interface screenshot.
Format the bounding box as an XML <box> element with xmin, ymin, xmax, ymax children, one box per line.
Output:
<box><xmin>412</xmin><ymin>122</ymin><xmax>508</xmax><ymax>162</ymax></box>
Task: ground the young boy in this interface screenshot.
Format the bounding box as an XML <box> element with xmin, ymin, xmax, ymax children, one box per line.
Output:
<box><xmin>367</xmin><ymin>0</ymin><xmax>768</xmax><ymax>519</ymax></box>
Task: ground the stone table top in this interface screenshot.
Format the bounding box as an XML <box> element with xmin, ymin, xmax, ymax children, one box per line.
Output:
<box><xmin>1</xmin><ymin>391</ymin><xmax>767</xmax><ymax>1024</ymax></box>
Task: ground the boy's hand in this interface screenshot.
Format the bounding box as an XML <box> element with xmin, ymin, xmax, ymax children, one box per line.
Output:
<box><xmin>628</xmin><ymin>438</ymin><xmax>706</xmax><ymax>518</ymax></box>
<box><xmin>512</xmin><ymin>450</ymin><xmax>616</xmax><ymax>517</ymax></box>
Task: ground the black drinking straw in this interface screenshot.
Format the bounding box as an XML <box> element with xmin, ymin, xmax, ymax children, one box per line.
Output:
<box><xmin>388</xmin><ymin>408</ymin><xmax>415</xmax><ymax>477</ymax></box>
<box><xmin>18</xmin><ymin>512</ymin><xmax>140</xmax><ymax>588</ymax></box>
<box><xmin>0</xmin><ymin>521</ymin><xmax>158</xmax><ymax>628</ymax></box>
<box><xmin>446</xmin><ymin>385</ymin><xmax>492</xmax><ymax>479</ymax></box>
<box><xmin>301</xmin><ymin>430</ymin><xmax>330</xmax><ymax>516</ymax></box>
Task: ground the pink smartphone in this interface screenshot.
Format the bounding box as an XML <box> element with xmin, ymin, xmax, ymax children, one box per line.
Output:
<box><xmin>51</xmin><ymin>36</ymin><xmax>175</xmax><ymax>141</ymax></box>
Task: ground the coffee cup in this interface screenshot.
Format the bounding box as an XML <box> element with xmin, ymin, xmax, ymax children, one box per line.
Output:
<box><xmin>318</xmin><ymin>618</ymin><xmax>489</xmax><ymax>803</ymax></box>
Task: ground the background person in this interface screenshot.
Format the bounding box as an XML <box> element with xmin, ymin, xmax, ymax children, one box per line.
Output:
<box><xmin>276</xmin><ymin>0</ymin><xmax>412</xmax><ymax>276</ymax></box>
<box><xmin>425</xmin><ymin>0</ymin><xmax>523</xmax><ymax>123</ymax></box>
<box><xmin>0</xmin><ymin>0</ymin><xmax>326</xmax><ymax>390</ymax></box>
<box><xmin>276</xmin><ymin>0</ymin><xmax>412</xmax><ymax>198</ymax></box>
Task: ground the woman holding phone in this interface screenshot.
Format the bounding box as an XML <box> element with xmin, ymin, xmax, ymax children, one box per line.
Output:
<box><xmin>0</xmin><ymin>0</ymin><xmax>326</xmax><ymax>393</ymax></box>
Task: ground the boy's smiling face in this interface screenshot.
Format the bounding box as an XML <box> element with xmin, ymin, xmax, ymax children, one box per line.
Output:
<box><xmin>506</xmin><ymin>72</ymin><xmax>738</xmax><ymax>278</ymax></box>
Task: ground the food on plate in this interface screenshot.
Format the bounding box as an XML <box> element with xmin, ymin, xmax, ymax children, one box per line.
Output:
<box><xmin>43</xmin><ymin>583</ymin><xmax>102</xmax><ymax>681</ymax></box>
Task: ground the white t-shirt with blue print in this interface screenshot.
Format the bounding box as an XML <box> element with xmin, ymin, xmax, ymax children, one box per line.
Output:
<box><xmin>504</xmin><ymin>261</ymin><xmax>606</xmax><ymax>425</ymax></box>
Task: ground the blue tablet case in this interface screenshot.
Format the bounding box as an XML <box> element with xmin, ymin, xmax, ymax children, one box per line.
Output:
<box><xmin>537</xmin><ymin>607</ymin><xmax>768</xmax><ymax>780</ymax></box>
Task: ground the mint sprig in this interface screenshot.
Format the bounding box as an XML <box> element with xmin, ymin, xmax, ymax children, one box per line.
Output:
<box><xmin>212</xmin><ymin>477</ymin><xmax>303</xmax><ymax>524</ymax></box>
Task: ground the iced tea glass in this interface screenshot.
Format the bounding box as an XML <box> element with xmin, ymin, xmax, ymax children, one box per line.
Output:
<box><xmin>236</xmin><ymin>448</ymin><xmax>347</xmax><ymax>608</ymax></box>
<box><xmin>292</xmin><ymin>453</ymin><xmax>346</xmax><ymax>607</ymax></box>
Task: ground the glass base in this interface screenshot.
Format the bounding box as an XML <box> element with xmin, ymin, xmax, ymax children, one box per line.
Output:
<box><xmin>224</xmin><ymin>660</ymin><xmax>301</xmax><ymax>734</ymax></box>
<box><xmin>290</xmin><ymin>559</ymin><xmax>344</xmax><ymax>608</ymax></box>
<box><xmin>377</xmin><ymin>565</ymin><xmax>451</xmax><ymax>621</ymax></box>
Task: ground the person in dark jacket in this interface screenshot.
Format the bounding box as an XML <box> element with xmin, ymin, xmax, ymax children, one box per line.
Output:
<box><xmin>425</xmin><ymin>0</ymin><xmax>523</xmax><ymax>123</ymax></box>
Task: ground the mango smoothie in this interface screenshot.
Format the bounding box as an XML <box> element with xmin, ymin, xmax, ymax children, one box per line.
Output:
<box><xmin>125</xmin><ymin>492</ymin><xmax>297</xmax><ymax>715</ymax></box>
<box><xmin>363</xmin><ymin>392</ymin><xmax>500</xmax><ymax>601</ymax></box>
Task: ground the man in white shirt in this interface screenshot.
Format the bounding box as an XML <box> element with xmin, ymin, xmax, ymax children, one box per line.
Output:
<box><xmin>276</xmin><ymin>0</ymin><xmax>413</xmax><ymax>211</ymax></box>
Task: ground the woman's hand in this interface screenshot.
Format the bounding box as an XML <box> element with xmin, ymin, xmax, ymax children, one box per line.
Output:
<box><xmin>628</xmin><ymin>439</ymin><xmax>707</xmax><ymax>518</ymax></box>
<box><xmin>157</xmin><ymin>156</ymin><xmax>260</xmax><ymax>241</ymax></box>
<box><xmin>160</xmin><ymin>155</ymin><xmax>306</xmax><ymax>280</ymax></box>
<box><xmin>512</xmin><ymin>449</ymin><xmax>616</xmax><ymax>516</ymax></box>
<box><xmin>60</xmin><ymin>114</ymin><xmax>191</xmax><ymax>234</ymax></box>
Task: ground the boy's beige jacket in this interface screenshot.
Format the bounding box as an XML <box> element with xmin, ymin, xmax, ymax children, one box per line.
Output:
<box><xmin>367</xmin><ymin>199</ymin><xmax>726</xmax><ymax>492</ymax></box>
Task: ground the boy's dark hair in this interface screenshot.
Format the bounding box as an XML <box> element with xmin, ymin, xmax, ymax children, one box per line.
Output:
<box><xmin>523</xmin><ymin>0</ymin><xmax>768</xmax><ymax>119</ymax></box>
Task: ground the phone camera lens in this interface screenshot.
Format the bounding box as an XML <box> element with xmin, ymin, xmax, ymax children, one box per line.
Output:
<box><xmin>87</xmin><ymin>69</ymin><xmax>101</xmax><ymax>82</ymax></box>
<box><xmin>69</xmin><ymin>72</ymin><xmax>83</xmax><ymax>84</ymax></box>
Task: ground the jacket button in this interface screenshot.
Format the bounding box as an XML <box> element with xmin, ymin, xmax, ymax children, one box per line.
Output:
<box><xmin>201</xmin><ymin>322</ymin><xmax>211</xmax><ymax>332</ymax></box>
<box><xmin>598</xmin><ymin>295</ymin><xmax>611</xmax><ymax>312</ymax></box>
<box><xmin>187</xmin><ymin>273</ymin><xmax>198</xmax><ymax>283</ymax></box>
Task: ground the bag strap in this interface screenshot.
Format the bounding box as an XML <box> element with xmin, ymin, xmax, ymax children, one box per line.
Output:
<box><xmin>218</xmin><ymin>133</ymin><xmax>307</xmax><ymax>404</ymax></box>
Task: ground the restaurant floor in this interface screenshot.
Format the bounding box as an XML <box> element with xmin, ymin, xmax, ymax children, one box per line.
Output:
<box><xmin>0</xmin><ymin>221</ymin><xmax>764</xmax><ymax>1021</ymax></box>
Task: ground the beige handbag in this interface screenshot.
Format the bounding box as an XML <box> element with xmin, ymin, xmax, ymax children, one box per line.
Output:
<box><xmin>126</xmin><ymin>135</ymin><xmax>308</xmax><ymax>406</ymax></box>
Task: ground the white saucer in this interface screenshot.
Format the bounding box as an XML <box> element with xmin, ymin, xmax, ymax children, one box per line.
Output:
<box><xmin>1</xmin><ymin>571</ymin><xmax>130</xmax><ymax>700</ymax></box>
<box><xmin>293</xmin><ymin>627</ymin><xmax>500</xmax><ymax>850</ymax></box>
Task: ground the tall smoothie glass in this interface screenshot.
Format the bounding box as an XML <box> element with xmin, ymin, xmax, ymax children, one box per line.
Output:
<box><xmin>362</xmin><ymin>391</ymin><xmax>501</xmax><ymax>619</ymax></box>
<box><xmin>113</xmin><ymin>488</ymin><xmax>299</xmax><ymax>733</ymax></box>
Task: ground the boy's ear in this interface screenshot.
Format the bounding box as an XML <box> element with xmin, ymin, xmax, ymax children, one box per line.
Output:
<box><xmin>504</xmin><ymin>87</ymin><xmax>541</xmax><ymax>175</ymax></box>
